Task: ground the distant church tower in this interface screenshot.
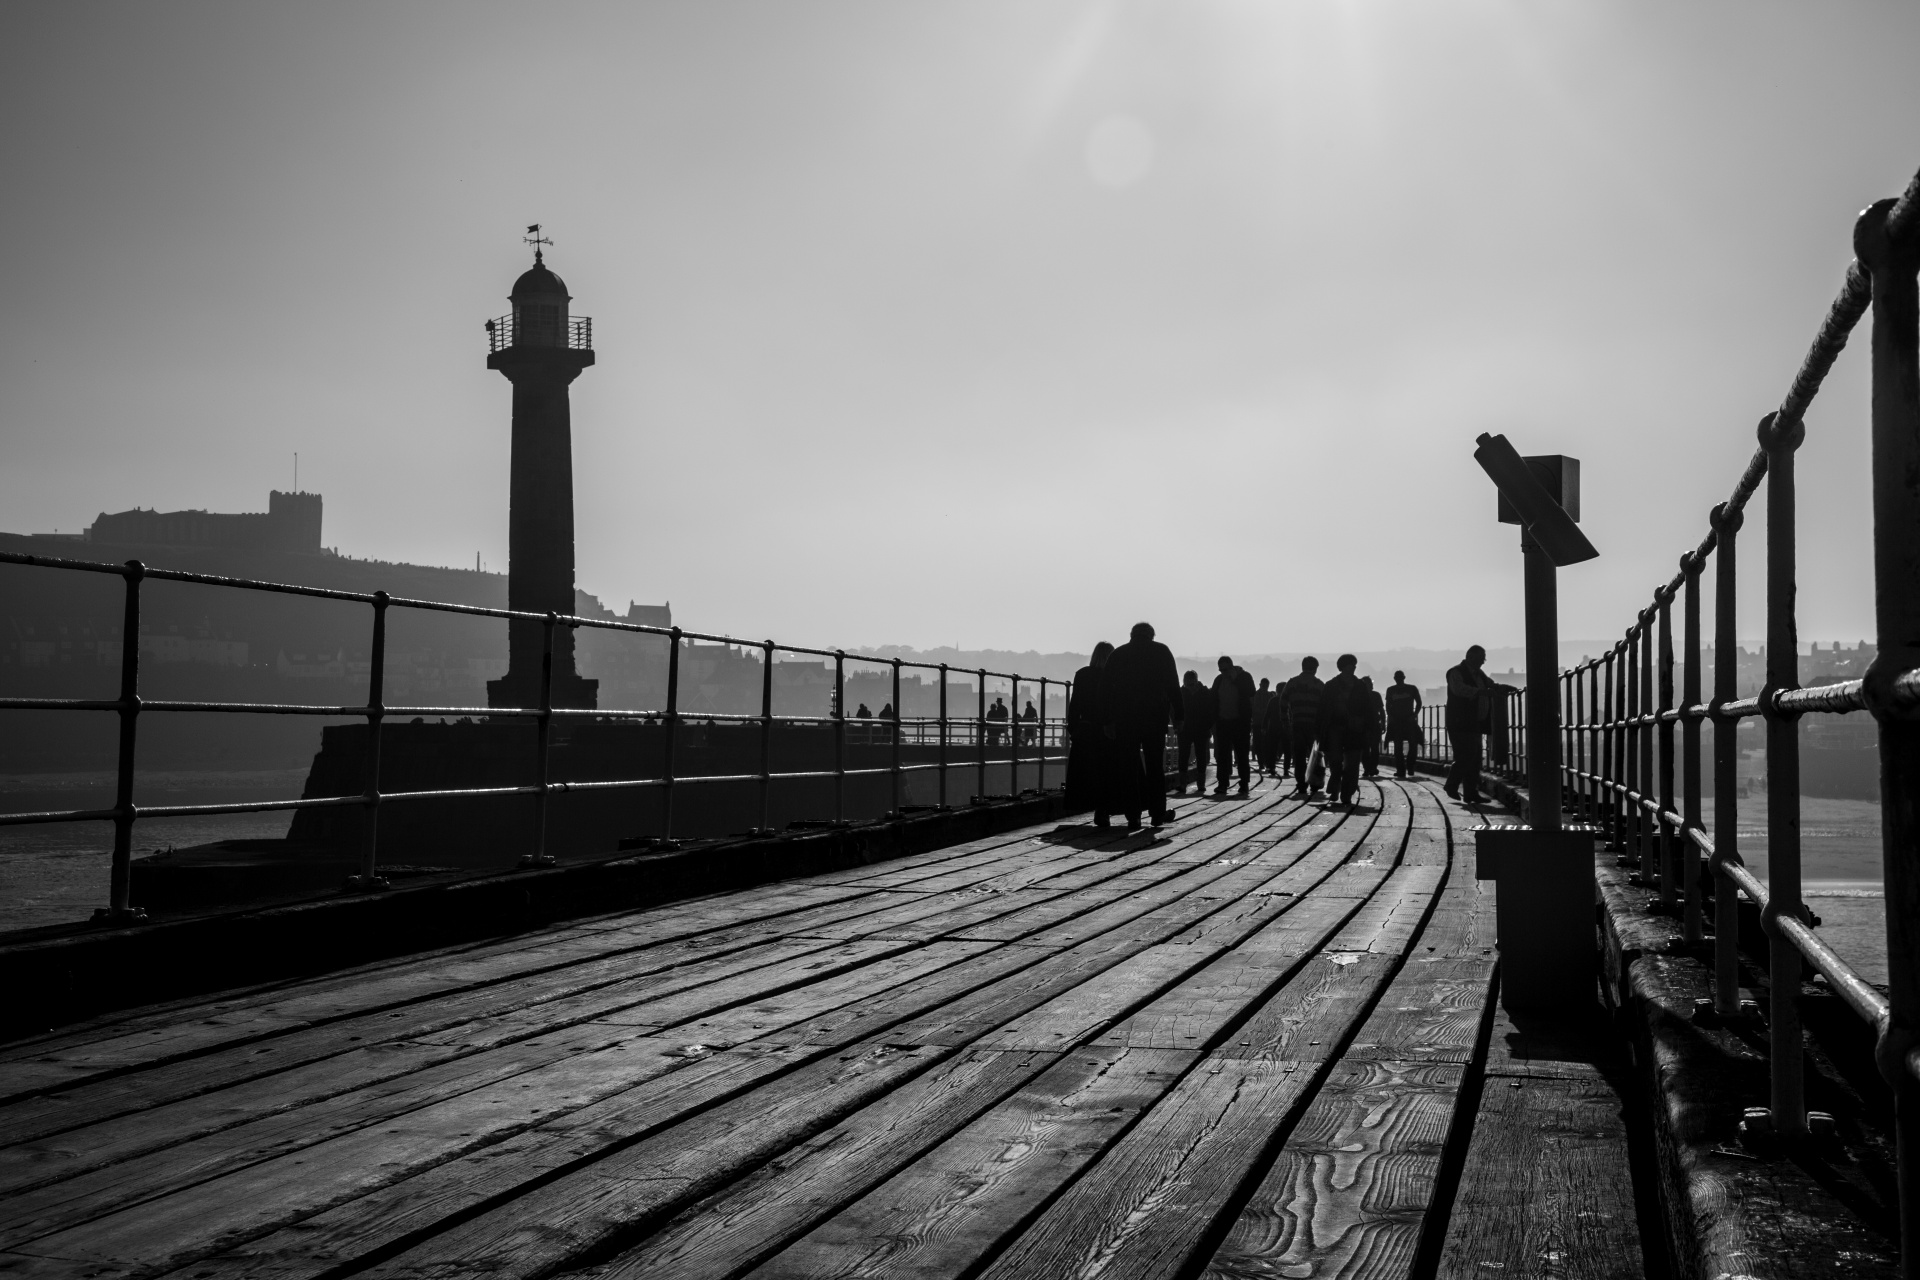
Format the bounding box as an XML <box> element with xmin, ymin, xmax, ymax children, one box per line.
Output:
<box><xmin>485</xmin><ymin>233</ymin><xmax>598</xmax><ymax>710</ymax></box>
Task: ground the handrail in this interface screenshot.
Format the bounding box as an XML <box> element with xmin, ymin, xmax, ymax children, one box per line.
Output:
<box><xmin>1418</xmin><ymin>160</ymin><xmax>1920</xmax><ymax>1276</ymax></box>
<box><xmin>0</xmin><ymin>550</ymin><xmax>1070</xmax><ymax>915</ymax></box>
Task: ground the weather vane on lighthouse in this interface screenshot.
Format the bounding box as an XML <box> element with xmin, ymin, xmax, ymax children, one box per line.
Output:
<box><xmin>524</xmin><ymin>223</ymin><xmax>554</xmax><ymax>263</ymax></box>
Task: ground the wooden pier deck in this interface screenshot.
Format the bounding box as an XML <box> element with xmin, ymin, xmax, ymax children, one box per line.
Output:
<box><xmin>0</xmin><ymin>779</ymin><xmax>1652</xmax><ymax>1279</ymax></box>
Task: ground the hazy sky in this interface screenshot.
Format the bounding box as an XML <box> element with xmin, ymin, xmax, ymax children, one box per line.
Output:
<box><xmin>3</xmin><ymin>2</ymin><xmax>1916</xmax><ymax>658</ymax></box>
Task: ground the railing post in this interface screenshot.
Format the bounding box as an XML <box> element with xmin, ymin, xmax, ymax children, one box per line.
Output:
<box><xmin>1588</xmin><ymin>660</ymin><xmax>1602</xmax><ymax>825</ymax></box>
<box><xmin>1602</xmin><ymin>648</ymin><xmax>1618</xmax><ymax>850</ymax></box>
<box><xmin>760</xmin><ymin>641</ymin><xmax>775</xmax><ymax>833</ymax></box>
<box><xmin>977</xmin><ymin>668</ymin><xmax>987</xmax><ymax>801</ymax></box>
<box><xmin>1681</xmin><ymin>555</ymin><xmax>1704</xmax><ymax>942</ymax></box>
<box><xmin>1658</xmin><ymin>586</ymin><xmax>1679</xmax><ymax>910</ymax></box>
<box><xmin>890</xmin><ymin>658</ymin><xmax>902</xmax><ymax>815</ymax></box>
<box><xmin>1565</xmin><ymin>668</ymin><xmax>1577</xmax><ymax>816</ymax></box>
<box><xmin>532</xmin><ymin>613</ymin><xmax>557</xmax><ymax>866</ymax></box>
<box><xmin>663</xmin><ymin>627</ymin><xmax>681</xmax><ymax>839</ymax></box>
<box><xmin>834</xmin><ymin>650</ymin><xmax>847</xmax><ymax>824</ymax></box>
<box><xmin>1640</xmin><ymin>611</ymin><xmax>1656</xmax><ymax>875</ymax></box>
<box><xmin>1038</xmin><ymin>677</ymin><xmax>1048</xmax><ymax>791</ymax></box>
<box><xmin>1625</xmin><ymin>628</ymin><xmax>1642</xmax><ymax>865</ymax></box>
<box><xmin>1760</xmin><ymin>408</ymin><xmax>1807</xmax><ymax>1138</ymax></box>
<box><xmin>938</xmin><ymin>663</ymin><xmax>949</xmax><ymax>809</ymax></box>
<box><xmin>1711</xmin><ymin>502</ymin><xmax>1744</xmax><ymax>1015</ymax></box>
<box><xmin>357</xmin><ymin>591</ymin><xmax>390</xmax><ymax>888</ymax></box>
<box><xmin>1009</xmin><ymin>676</ymin><xmax>1021</xmax><ymax>796</ymax></box>
<box><xmin>100</xmin><ymin>560</ymin><xmax>145</xmax><ymax>923</ymax></box>
<box><xmin>1857</xmin><ymin>194</ymin><xmax>1920</xmax><ymax>1264</ymax></box>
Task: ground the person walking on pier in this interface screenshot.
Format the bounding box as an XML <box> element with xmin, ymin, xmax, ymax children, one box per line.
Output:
<box><xmin>1319</xmin><ymin>654</ymin><xmax>1364</xmax><ymax>807</ymax></box>
<box><xmin>1444</xmin><ymin>645</ymin><xmax>1504</xmax><ymax>804</ymax></box>
<box><xmin>1020</xmin><ymin>699</ymin><xmax>1038</xmax><ymax>746</ymax></box>
<box><xmin>1211</xmin><ymin>656</ymin><xmax>1254</xmax><ymax>796</ymax></box>
<box><xmin>1105</xmin><ymin>621</ymin><xmax>1182</xmax><ymax>829</ymax></box>
<box><xmin>1067</xmin><ymin>642</ymin><xmax>1120</xmax><ymax>827</ymax></box>
<box><xmin>1176</xmin><ymin>670</ymin><xmax>1215</xmax><ymax>795</ymax></box>
<box><xmin>1261</xmin><ymin>686</ymin><xmax>1288</xmax><ymax>780</ymax></box>
<box><xmin>986</xmin><ymin>696</ymin><xmax>1009</xmax><ymax>747</ymax></box>
<box><xmin>1384</xmin><ymin>670</ymin><xmax>1423</xmax><ymax>778</ymax></box>
<box><xmin>1281</xmin><ymin>657</ymin><xmax>1325</xmax><ymax>796</ymax></box>
<box><xmin>1250</xmin><ymin>677</ymin><xmax>1277</xmax><ymax>777</ymax></box>
<box><xmin>1359</xmin><ymin>676</ymin><xmax>1384</xmax><ymax>779</ymax></box>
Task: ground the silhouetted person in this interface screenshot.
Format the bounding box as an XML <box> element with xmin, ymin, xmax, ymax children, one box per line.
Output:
<box><xmin>1281</xmin><ymin>657</ymin><xmax>1325</xmax><ymax>795</ymax></box>
<box><xmin>1020</xmin><ymin>699</ymin><xmax>1038</xmax><ymax>745</ymax></box>
<box><xmin>1250</xmin><ymin>677</ymin><xmax>1276</xmax><ymax>776</ymax></box>
<box><xmin>1211</xmin><ymin>656</ymin><xmax>1254</xmax><ymax>796</ymax></box>
<box><xmin>878</xmin><ymin>700</ymin><xmax>896</xmax><ymax>743</ymax></box>
<box><xmin>1359</xmin><ymin>675</ymin><xmax>1384</xmax><ymax>779</ymax></box>
<box><xmin>1445</xmin><ymin>645</ymin><xmax>1510</xmax><ymax>804</ymax></box>
<box><xmin>1176</xmin><ymin>670</ymin><xmax>1215</xmax><ymax>795</ymax></box>
<box><xmin>1261</xmin><ymin>686</ymin><xmax>1288</xmax><ymax>780</ymax></box>
<box><xmin>1105</xmin><ymin>621</ymin><xmax>1181</xmax><ymax>829</ymax></box>
<box><xmin>1384</xmin><ymin>670</ymin><xmax>1423</xmax><ymax>778</ymax></box>
<box><xmin>986</xmin><ymin>695</ymin><xmax>1009</xmax><ymax>747</ymax></box>
<box><xmin>1320</xmin><ymin>654</ymin><xmax>1364</xmax><ymax>807</ymax></box>
<box><xmin>1066</xmin><ymin>642</ymin><xmax>1121</xmax><ymax>826</ymax></box>
<box><xmin>855</xmin><ymin>703</ymin><xmax>872</xmax><ymax>718</ymax></box>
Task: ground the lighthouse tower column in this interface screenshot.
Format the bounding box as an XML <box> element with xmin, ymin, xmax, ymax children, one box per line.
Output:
<box><xmin>484</xmin><ymin>245</ymin><xmax>598</xmax><ymax>711</ymax></box>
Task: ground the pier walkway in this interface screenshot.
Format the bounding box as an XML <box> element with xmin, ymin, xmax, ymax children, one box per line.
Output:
<box><xmin>0</xmin><ymin>779</ymin><xmax>1650</xmax><ymax>1279</ymax></box>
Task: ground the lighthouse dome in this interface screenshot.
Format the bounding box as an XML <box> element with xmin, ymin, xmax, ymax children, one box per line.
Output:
<box><xmin>510</xmin><ymin>260</ymin><xmax>571</xmax><ymax>303</ymax></box>
<box><xmin>509</xmin><ymin>257</ymin><xmax>571</xmax><ymax>347</ymax></box>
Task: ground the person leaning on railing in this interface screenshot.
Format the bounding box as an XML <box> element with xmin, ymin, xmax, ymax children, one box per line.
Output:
<box><xmin>1442</xmin><ymin>645</ymin><xmax>1516</xmax><ymax>804</ymax></box>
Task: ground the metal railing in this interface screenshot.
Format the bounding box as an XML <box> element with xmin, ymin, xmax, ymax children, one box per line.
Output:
<box><xmin>0</xmin><ymin>551</ymin><xmax>1068</xmax><ymax>920</ymax></box>
<box><xmin>484</xmin><ymin>313</ymin><xmax>593</xmax><ymax>353</ymax></box>
<box><xmin>1422</xmin><ymin>162</ymin><xmax>1920</xmax><ymax>1272</ymax></box>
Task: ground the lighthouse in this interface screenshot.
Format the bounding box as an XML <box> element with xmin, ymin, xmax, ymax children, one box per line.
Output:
<box><xmin>485</xmin><ymin>234</ymin><xmax>598</xmax><ymax>710</ymax></box>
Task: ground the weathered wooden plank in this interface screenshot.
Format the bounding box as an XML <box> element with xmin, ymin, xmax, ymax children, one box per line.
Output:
<box><xmin>1093</xmin><ymin>895</ymin><xmax>1370</xmax><ymax>1052</ymax></box>
<box><xmin>971</xmin><ymin>1058</ymin><xmax>1317</xmax><ymax>1280</ymax></box>
<box><xmin>1405</xmin><ymin>877</ymin><xmax>1494</xmax><ymax>960</ymax></box>
<box><xmin>967</xmin><ymin>943</ymin><xmax>1226</xmax><ymax>1052</ymax></box>
<box><xmin>0</xmin><ymin>928</ymin><xmax>919</xmax><ymax>1154</ymax></box>
<box><xmin>163</xmin><ymin>1038</ymin><xmax>834</xmax><ymax>1280</ymax></box>
<box><xmin>0</xmin><ymin>938</ymin><xmax>991</xmax><ymax>1243</ymax></box>
<box><xmin>398</xmin><ymin>933</ymin><xmax>927</xmax><ymax>1047</ymax></box>
<box><xmin>1199</xmin><ymin>1058</ymin><xmax>1468</xmax><ymax>1280</ymax></box>
<box><xmin>1342</xmin><ymin>957</ymin><xmax>1495</xmax><ymax>1065</ymax></box>
<box><xmin>3</xmin><ymin>1029</ymin><xmax>717</xmax><ymax>1265</ymax></box>
<box><xmin>586</xmin><ymin>1047</ymin><xmax>1064</xmax><ymax>1279</ymax></box>
<box><xmin>1219</xmin><ymin>953</ymin><xmax>1400</xmax><ymax>1063</ymax></box>
<box><xmin>787</xmin><ymin>826</ymin><xmax>1083</xmax><ymax>889</ymax></box>
<box><xmin>627</xmin><ymin>940</ymin><xmax>997</xmax><ymax>1046</ymax></box>
<box><xmin>0</xmin><ymin>884</ymin><xmax>908</xmax><ymax>1103</ymax></box>
<box><xmin>1433</xmin><ymin>1071</ymin><xmax>1645</xmax><ymax>1280</ymax></box>
<box><xmin>738</xmin><ymin>1045</ymin><xmax>1196</xmax><ymax>1280</ymax></box>
<box><xmin>352</xmin><ymin>1041</ymin><xmax>976</xmax><ymax>1280</ymax></box>
<box><xmin>1324</xmin><ymin>866</ymin><xmax>1445</xmax><ymax>954</ymax></box>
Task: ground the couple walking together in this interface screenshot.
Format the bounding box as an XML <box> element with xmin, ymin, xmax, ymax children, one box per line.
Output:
<box><xmin>1063</xmin><ymin>622</ymin><xmax>1182</xmax><ymax>832</ymax></box>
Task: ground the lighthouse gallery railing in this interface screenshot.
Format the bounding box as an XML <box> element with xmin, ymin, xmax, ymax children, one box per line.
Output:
<box><xmin>0</xmin><ymin>557</ymin><xmax>1068</xmax><ymax>917</ymax></box>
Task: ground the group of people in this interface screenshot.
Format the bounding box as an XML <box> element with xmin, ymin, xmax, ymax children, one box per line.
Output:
<box><xmin>983</xmin><ymin>696</ymin><xmax>1041</xmax><ymax>746</ymax></box>
<box><xmin>1065</xmin><ymin>627</ymin><xmax>1512</xmax><ymax>828</ymax></box>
